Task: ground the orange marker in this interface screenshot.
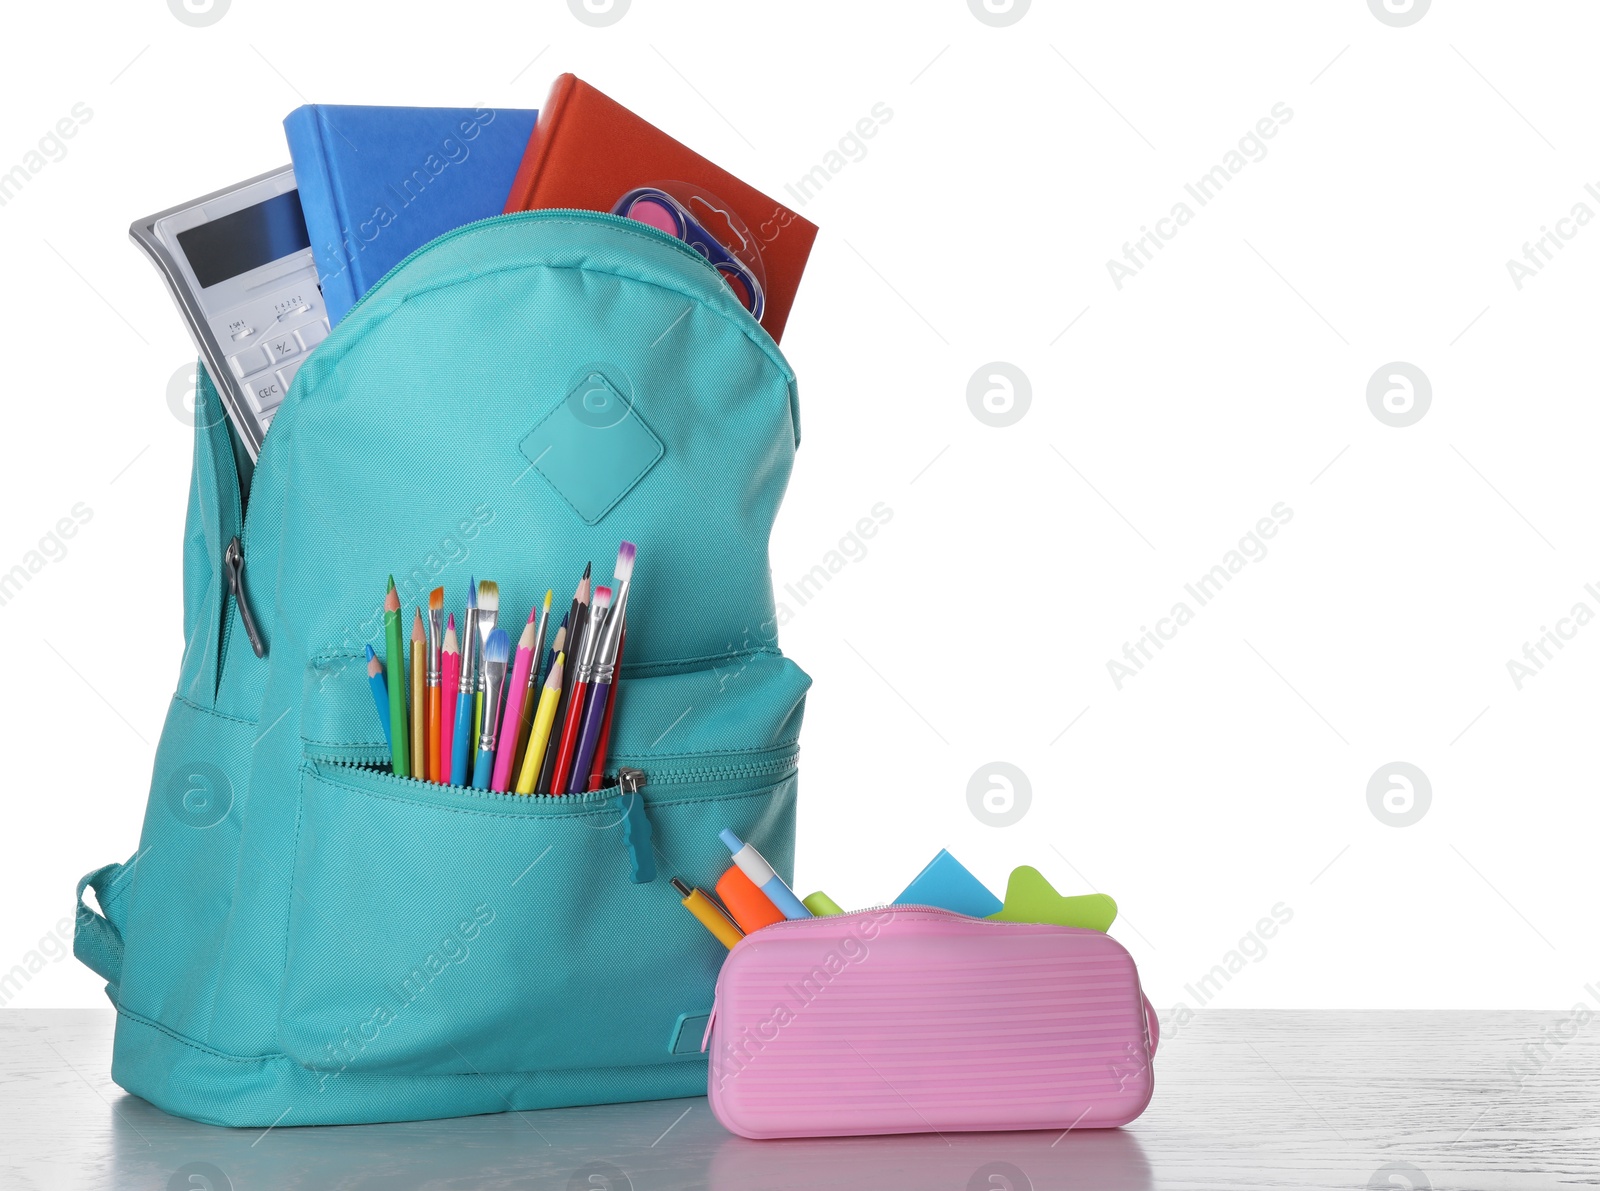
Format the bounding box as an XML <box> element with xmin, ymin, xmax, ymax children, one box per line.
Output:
<box><xmin>715</xmin><ymin>864</ymin><xmax>785</xmax><ymax>934</ymax></box>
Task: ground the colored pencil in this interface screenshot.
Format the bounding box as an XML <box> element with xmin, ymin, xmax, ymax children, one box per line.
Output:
<box><xmin>364</xmin><ymin>644</ymin><xmax>391</xmax><ymax>747</ymax></box>
<box><xmin>573</xmin><ymin>543</ymin><xmax>634</xmax><ymax>792</ymax></box>
<box><xmin>550</xmin><ymin>585</ymin><xmax>610</xmax><ymax>796</ymax></box>
<box><xmin>515</xmin><ymin>652</ymin><xmax>566</xmax><ymax>795</ymax></box>
<box><xmin>492</xmin><ymin>614</ymin><xmax>539</xmax><ymax>792</ymax></box>
<box><xmin>383</xmin><ymin>578</ymin><xmax>409</xmax><ymax>777</ymax></box>
<box><xmin>409</xmin><ymin>607</ymin><xmax>426</xmax><ymax>779</ymax></box>
<box><xmin>537</xmin><ymin>569</ymin><xmax>590</xmax><ymax>794</ymax></box>
<box><xmin>472</xmin><ymin>629</ymin><xmax>510</xmax><ymax>790</ymax></box>
<box><xmin>438</xmin><ymin>616</ymin><xmax>459</xmax><ymax>784</ymax></box>
<box><xmin>510</xmin><ymin>590</ymin><xmax>553</xmax><ymax>775</ymax></box>
<box><xmin>426</xmin><ymin>586</ymin><xmax>444</xmax><ymax>783</ymax></box>
<box><xmin>450</xmin><ymin>584</ymin><xmax>479</xmax><ymax>786</ymax></box>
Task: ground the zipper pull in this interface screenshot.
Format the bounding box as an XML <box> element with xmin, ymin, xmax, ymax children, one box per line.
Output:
<box><xmin>701</xmin><ymin>1003</ymin><xmax>717</xmax><ymax>1053</ymax></box>
<box><xmin>223</xmin><ymin>536</ymin><xmax>267</xmax><ymax>658</ymax></box>
<box><xmin>615</xmin><ymin>768</ymin><xmax>655</xmax><ymax>884</ymax></box>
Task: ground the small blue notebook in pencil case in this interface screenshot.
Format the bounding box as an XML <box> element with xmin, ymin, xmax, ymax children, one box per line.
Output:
<box><xmin>284</xmin><ymin>104</ymin><xmax>538</xmax><ymax>323</ymax></box>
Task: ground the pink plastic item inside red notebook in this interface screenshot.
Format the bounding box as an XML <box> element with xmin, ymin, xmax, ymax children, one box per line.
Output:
<box><xmin>704</xmin><ymin>907</ymin><xmax>1157</xmax><ymax>1139</ymax></box>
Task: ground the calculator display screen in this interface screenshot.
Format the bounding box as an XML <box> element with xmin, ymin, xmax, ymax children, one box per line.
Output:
<box><xmin>177</xmin><ymin>190</ymin><xmax>310</xmax><ymax>288</ymax></box>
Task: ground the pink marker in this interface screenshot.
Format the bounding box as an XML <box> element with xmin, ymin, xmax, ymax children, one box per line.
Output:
<box><xmin>492</xmin><ymin>612</ymin><xmax>539</xmax><ymax>792</ymax></box>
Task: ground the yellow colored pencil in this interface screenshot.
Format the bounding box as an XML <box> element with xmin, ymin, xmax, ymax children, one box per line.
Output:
<box><xmin>515</xmin><ymin>652</ymin><xmax>566</xmax><ymax>795</ymax></box>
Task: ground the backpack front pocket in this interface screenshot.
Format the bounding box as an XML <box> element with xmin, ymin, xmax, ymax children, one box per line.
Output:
<box><xmin>277</xmin><ymin>653</ymin><xmax>807</xmax><ymax>1079</ymax></box>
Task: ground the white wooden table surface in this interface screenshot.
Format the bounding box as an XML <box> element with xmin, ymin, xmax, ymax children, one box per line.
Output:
<box><xmin>3</xmin><ymin>1008</ymin><xmax>1595</xmax><ymax>1189</ymax></box>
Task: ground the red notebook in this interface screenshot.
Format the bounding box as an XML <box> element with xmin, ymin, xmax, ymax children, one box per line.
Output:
<box><xmin>504</xmin><ymin>74</ymin><xmax>817</xmax><ymax>343</ymax></box>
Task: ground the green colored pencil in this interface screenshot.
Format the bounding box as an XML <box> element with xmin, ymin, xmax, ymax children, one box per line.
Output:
<box><xmin>384</xmin><ymin>577</ymin><xmax>410</xmax><ymax>777</ymax></box>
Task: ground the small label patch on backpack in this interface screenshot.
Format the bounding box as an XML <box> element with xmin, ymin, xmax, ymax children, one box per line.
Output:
<box><xmin>519</xmin><ymin>371</ymin><xmax>664</xmax><ymax>524</ymax></box>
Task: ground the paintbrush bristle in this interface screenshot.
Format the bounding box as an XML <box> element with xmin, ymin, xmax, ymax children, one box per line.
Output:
<box><xmin>484</xmin><ymin>628</ymin><xmax>511</xmax><ymax>667</ymax></box>
<box><xmin>384</xmin><ymin>584</ymin><xmax>400</xmax><ymax>613</ymax></box>
<box><xmin>365</xmin><ymin>643</ymin><xmax>382</xmax><ymax>675</ymax></box>
<box><xmin>593</xmin><ymin>585</ymin><xmax>613</xmax><ymax>610</ymax></box>
<box><xmin>477</xmin><ymin>579</ymin><xmax>499</xmax><ymax>613</ymax></box>
<box><xmin>543</xmin><ymin>589</ymin><xmax>553</xmax><ymax>611</ymax></box>
<box><xmin>614</xmin><ymin>541</ymin><xmax>636</xmax><ymax>582</ymax></box>
<box><xmin>518</xmin><ymin>618</ymin><xmax>538</xmax><ymax>648</ymax></box>
<box><xmin>429</xmin><ymin>586</ymin><xmax>444</xmax><ymax>611</ymax></box>
<box><xmin>466</xmin><ymin>580</ymin><xmax>478</xmax><ymax>610</ymax></box>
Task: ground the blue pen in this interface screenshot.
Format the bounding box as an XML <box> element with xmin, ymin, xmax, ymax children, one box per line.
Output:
<box><xmin>720</xmin><ymin>829</ymin><xmax>812</xmax><ymax>920</ymax></box>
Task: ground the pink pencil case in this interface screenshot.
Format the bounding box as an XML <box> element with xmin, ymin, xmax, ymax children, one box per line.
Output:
<box><xmin>703</xmin><ymin>906</ymin><xmax>1158</xmax><ymax>1139</ymax></box>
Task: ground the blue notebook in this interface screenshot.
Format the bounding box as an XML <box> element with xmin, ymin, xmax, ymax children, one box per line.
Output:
<box><xmin>284</xmin><ymin>104</ymin><xmax>538</xmax><ymax>324</ymax></box>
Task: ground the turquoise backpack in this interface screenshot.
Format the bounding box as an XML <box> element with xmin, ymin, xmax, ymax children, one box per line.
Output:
<box><xmin>73</xmin><ymin>211</ymin><xmax>810</xmax><ymax>1127</ymax></box>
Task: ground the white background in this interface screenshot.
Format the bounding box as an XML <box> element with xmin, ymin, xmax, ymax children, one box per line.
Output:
<box><xmin>2</xmin><ymin>0</ymin><xmax>1595</xmax><ymax>1018</ymax></box>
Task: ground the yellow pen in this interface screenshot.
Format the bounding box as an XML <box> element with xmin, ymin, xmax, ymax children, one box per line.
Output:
<box><xmin>671</xmin><ymin>878</ymin><xmax>744</xmax><ymax>950</ymax></box>
<box><xmin>514</xmin><ymin>651</ymin><xmax>566</xmax><ymax>794</ymax></box>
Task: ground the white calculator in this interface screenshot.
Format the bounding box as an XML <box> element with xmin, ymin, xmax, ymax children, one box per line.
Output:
<box><xmin>131</xmin><ymin>166</ymin><xmax>329</xmax><ymax>461</ymax></box>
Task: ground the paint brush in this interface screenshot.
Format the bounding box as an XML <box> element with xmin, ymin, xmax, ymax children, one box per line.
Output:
<box><xmin>426</xmin><ymin>586</ymin><xmax>444</xmax><ymax>783</ymax></box>
<box><xmin>550</xmin><ymin>585</ymin><xmax>610</xmax><ymax>796</ymax></box>
<box><xmin>383</xmin><ymin>578</ymin><xmax>410</xmax><ymax>777</ymax></box>
<box><xmin>450</xmin><ymin>582</ymin><xmax>479</xmax><ymax>786</ymax></box>
<box><xmin>472</xmin><ymin>629</ymin><xmax>511</xmax><ymax>790</ymax></box>
<box><xmin>586</xmin><ymin>627</ymin><xmax>625</xmax><ymax>792</ymax></box>
<box><xmin>472</xmin><ymin>579</ymin><xmax>499</xmax><ymax>749</ymax></box>
<box><xmin>575</xmin><ymin>543</ymin><xmax>635</xmax><ymax>792</ymax></box>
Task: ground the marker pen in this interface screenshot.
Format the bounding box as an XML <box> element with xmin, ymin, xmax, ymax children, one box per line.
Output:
<box><xmin>719</xmin><ymin>829</ymin><xmax>812</xmax><ymax>920</ymax></box>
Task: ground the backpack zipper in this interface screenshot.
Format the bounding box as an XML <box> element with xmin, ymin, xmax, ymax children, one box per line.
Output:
<box><xmin>235</xmin><ymin>207</ymin><xmax>778</xmax><ymax>636</ymax></box>
<box><xmin>311</xmin><ymin>749</ymin><xmax>796</xmax><ymax>804</ymax></box>
<box><xmin>340</xmin><ymin>208</ymin><xmax>742</xmax><ymax>324</ymax></box>
<box><xmin>222</xmin><ymin>536</ymin><xmax>266</xmax><ymax>660</ymax></box>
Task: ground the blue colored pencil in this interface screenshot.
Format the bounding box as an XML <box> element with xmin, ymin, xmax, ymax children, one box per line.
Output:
<box><xmin>364</xmin><ymin>644</ymin><xmax>391</xmax><ymax>747</ymax></box>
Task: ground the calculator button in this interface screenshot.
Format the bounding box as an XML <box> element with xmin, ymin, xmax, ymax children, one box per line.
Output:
<box><xmin>228</xmin><ymin>347</ymin><xmax>270</xmax><ymax>379</ymax></box>
<box><xmin>258</xmin><ymin>407</ymin><xmax>275</xmax><ymax>431</ymax></box>
<box><xmin>295</xmin><ymin>320</ymin><xmax>329</xmax><ymax>350</ymax></box>
<box><xmin>245</xmin><ymin>376</ymin><xmax>286</xmax><ymax>414</ymax></box>
<box><xmin>277</xmin><ymin>360</ymin><xmax>302</xmax><ymax>390</ymax></box>
<box><xmin>265</xmin><ymin>335</ymin><xmax>299</xmax><ymax>366</ymax></box>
